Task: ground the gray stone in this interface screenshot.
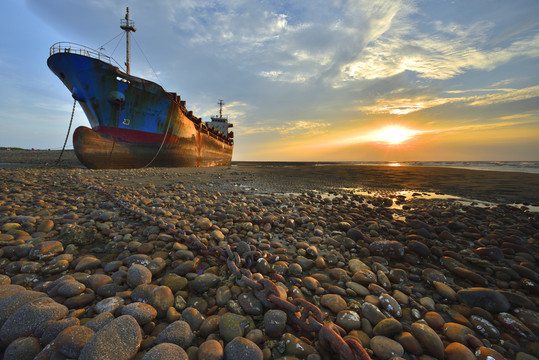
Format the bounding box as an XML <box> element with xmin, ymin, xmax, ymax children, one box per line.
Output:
<box><xmin>54</xmin><ymin>325</ymin><xmax>94</xmax><ymax>358</ymax></box>
<box><xmin>83</xmin><ymin>312</ymin><xmax>114</xmax><ymax>332</ymax></box>
<box><xmin>40</xmin><ymin>316</ymin><xmax>80</xmax><ymax>346</ymax></box>
<box><xmin>219</xmin><ymin>312</ymin><xmax>254</xmax><ymax>343</ymax></box>
<box><xmin>191</xmin><ymin>273</ymin><xmax>220</xmax><ymax>293</ymax></box>
<box><xmin>264</xmin><ymin>309</ymin><xmax>287</xmax><ymax>337</ymax></box>
<box><xmin>155</xmin><ymin>320</ymin><xmax>193</xmax><ymax>348</ymax></box>
<box><xmin>127</xmin><ymin>264</ymin><xmax>152</xmax><ymax>288</ymax></box>
<box><xmin>59</xmin><ymin>223</ymin><xmax>96</xmax><ymax>246</ymax></box>
<box><xmin>79</xmin><ymin>315</ymin><xmax>142</xmax><ymax>360</ymax></box>
<box><xmin>3</xmin><ymin>336</ymin><xmax>42</xmax><ymax>360</ymax></box>
<box><xmin>141</xmin><ymin>343</ymin><xmax>188</xmax><ymax>360</ymax></box>
<box><xmin>0</xmin><ymin>290</ymin><xmax>46</xmax><ymax>327</ymax></box>
<box><xmin>224</xmin><ymin>337</ymin><xmax>263</xmax><ymax>360</ymax></box>
<box><xmin>121</xmin><ymin>302</ymin><xmax>157</xmax><ymax>325</ymax></box>
<box><xmin>0</xmin><ymin>297</ymin><xmax>68</xmax><ymax>346</ymax></box>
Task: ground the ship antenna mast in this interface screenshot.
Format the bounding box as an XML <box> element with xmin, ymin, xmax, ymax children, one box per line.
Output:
<box><xmin>218</xmin><ymin>100</ymin><xmax>224</xmax><ymax>118</ymax></box>
<box><xmin>120</xmin><ymin>7</ymin><xmax>136</xmax><ymax>74</ymax></box>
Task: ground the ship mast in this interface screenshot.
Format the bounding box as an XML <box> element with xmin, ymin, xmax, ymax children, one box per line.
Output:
<box><xmin>218</xmin><ymin>100</ymin><xmax>224</xmax><ymax>118</ymax></box>
<box><xmin>120</xmin><ymin>7</ymin><xmax>136</xmax><ymax>75</ymax></box>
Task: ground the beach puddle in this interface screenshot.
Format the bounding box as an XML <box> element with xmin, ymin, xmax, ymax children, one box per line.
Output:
<box><xmin>239</xmin><ymin>183</ymin><xmax>539</xmax><ymax>215</ymax></box>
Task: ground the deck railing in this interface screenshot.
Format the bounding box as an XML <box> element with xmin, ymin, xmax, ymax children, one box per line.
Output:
<box><xmin>49</xmin><ymin>42</ymin><xmax>125</xmax><ymax>71</ymax></box>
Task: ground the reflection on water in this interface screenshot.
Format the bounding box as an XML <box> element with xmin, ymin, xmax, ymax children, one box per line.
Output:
<box><xmin>235</xmin><ymin>183</ymin><xmax>538</xmax><ymax>213</ymax></box>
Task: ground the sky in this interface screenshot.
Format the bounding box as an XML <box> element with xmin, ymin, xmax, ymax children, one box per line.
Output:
<box><xmin>1</xmin><ymin>0</ymin><xmax>538</xmax><ymax>161</ymax></box>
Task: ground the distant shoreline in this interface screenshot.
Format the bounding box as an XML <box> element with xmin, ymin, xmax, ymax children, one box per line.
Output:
<box><xmin>0</xmin><ymin>149</ymin><xmax>538</xmax><ymax>205</ymax></box>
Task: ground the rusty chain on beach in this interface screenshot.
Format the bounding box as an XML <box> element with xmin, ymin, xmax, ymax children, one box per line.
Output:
<box><xmin>68</xmin><ymin>174</ymin><xmax>372</xmax><ymax>360</ymax></box>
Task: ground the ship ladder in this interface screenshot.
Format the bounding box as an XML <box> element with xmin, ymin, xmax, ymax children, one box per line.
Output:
<box><xmin>56</xmin><ymin>98</ymin><xmax>77</xmax><ymax>165</ymax></box>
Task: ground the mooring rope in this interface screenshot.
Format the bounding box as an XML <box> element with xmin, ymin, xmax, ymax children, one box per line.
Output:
<box><xmin>56</xmin><ymin>98</ymin><xmax>77</xmax><ymax>165</ymax></box>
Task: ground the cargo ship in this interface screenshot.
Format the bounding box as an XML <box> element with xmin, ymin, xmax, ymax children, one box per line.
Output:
<box><xmin>47</xmin><ymin>8</ymin><xmax>233</xmax><ymax>169</ymax></box>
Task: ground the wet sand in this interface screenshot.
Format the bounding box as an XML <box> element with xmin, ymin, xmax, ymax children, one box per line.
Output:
<box><xmin>2</xmin><ymin>150</ymin><xmax>538</xmax><ymax>204</ymax></box>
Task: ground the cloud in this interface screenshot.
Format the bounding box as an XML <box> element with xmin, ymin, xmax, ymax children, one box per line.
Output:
<box><xmin>238</xmin><ymin>120</ymin><xmax>330</xmax><ymax>136</ymax></box>
<box><xmin>345</xmin><ymin>19</ymin><xmax>539</xmax><ymax>81</ymax></box>
<box><xmin>468</xmin><ymin>85</ymin><xmax>539</xmax><ymax>106</ymax></box>
<box><xmin>359</xmin><ymin>85</ymin><xmax>539</xmax><ymax>114</ymax></box>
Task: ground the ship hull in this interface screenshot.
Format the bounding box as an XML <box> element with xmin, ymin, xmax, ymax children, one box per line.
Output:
<box><xmin>47</xmin><ymin>50</ymin><xmax>233</xmax><ymax>169</ymax></box>
<box><xmin>73</xmin><ymin>126</ymin><xmax>232</xmax><ymax>169</ymax></box>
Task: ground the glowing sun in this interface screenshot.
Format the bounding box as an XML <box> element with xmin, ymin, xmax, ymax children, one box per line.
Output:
<box><xmin>370</xmin><ymin>125</ymin><xmax>419</xmax><ymax>145</ymax></box>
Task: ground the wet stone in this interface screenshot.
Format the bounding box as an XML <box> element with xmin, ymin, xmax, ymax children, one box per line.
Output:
<box><xmin>408</xmin><ymin>240</ymin><xmax>431</xmax><ymax>257</ymax></box>
<box><xmin>321</xmin><ymin>294</ymin><xmax>347</xmax><ymax>313</ymax></box>
<box><xmin>28</xmin><ymin>241</ymin><xmax>63</xmax><ymax>260</ymax></box>
<box><xmin>192</xmin><ymin>273</ymin><xmax>220</xmax><ymax>293</ymax></box>
<box><xmin>457</xmin><ymin>287</ymin><xmax>511</xmax><ymax>313</ymax></box>
<box><xmin>84</xmin><ymin>274</ymin><xmax>113</xmax><ymax>292</ymax></box>
<box><xmin>370</xmin><ymin>335</ymin><xmax>404</xmax><ymax>360</ymax></box>
<box><xmin>368</xmin><ymin>240</ymin><xmax>404</xmax><ymax>259</ymax></box>
<box><xmin>379</xmin><ymin>293</ymin><xmax>402</xmax><ymax>317</ymax></box>
<box><xmin>216</xmin><ymin>286</ymin><xmax>232</xmax><ymax>307</ymax></box>
<box><xmin>224</xmin><ymin>337</ymin><xmax>263</xmax><ymax>360</ymax></box>
<box><xmin>497</xmin><ymin>312</ymin><xmax>535</xmax><ymax>340</ymax></box>
<box><xmin>282</xmin><ymin>333</ymin><xmax>317</xmax><ymax>357</ymax></box>
<box><xmin>181</xmin><ymin>306</ymin><xmax>204</xmax><ymax>331</ymax></box>
<box><xmin>434</xmin><ymin>282</ymin><xmax>457</xmax><ymax>301</ymax></box>
<box><xmin>131</xmin><ymin>284</ymin><xmax>158</xmax><ymax>303</ymax></box>
<box><xmin>333</xmin><ymin>310</ymin><xmax>360</xmax><ymax>332</ymax></box>
<box><xmin>445</xmin><ymin>342</ymin><xmax>476</xmax><ymax>360</ymax></box>
<box><xmin>470</xmin><ymin>315</ymin><xmax>500</xmax><ymax>339</ymax></box>
<box><xmin>424</xmin><ymin>311</ymin><xmax>445</xmax><ymax>330</ymax></box>
<box><xmin>411</xmin><ymin>321</ymin><xmax>444</xmax><ymax>359</ymax></box>
<box><xmin>395</xmin><ymin>331</ymin><xmax>423</xmax><ymax>356</ymax></box>
<box><xmin>443</xmin><ymin>322</ymin><xmax>475</xmax><ymax>344</ymax></box>
<box><xmin>422</xmin><ymin>268</ymin><xmax>447</xmax><ymax>286</ymax></box>
<box><xmin>74</xmin><ymin>255</ymin><xmax>102</xmax><ymax>272</ymax></box>
<box><xmin>238</xmin><ymin>292</ymin><xmax>264</xmax><ymax>315</ymax></box>
<box><xmin>373</xmin><ymin>318</ymin><xmax>403</xmax><ymax>337</ymax></box>
<box><xmin>361</xmin><ymin>302</ymin><xmax>387</xmax><ymax>325</ymax></box>
<box><xmin>346</xmin><ymin>281</ymin><xmax>369</xmax><ymax>296</ymax></box>
<box><xmin>264</xmin><ymin>309</ymin><xmax>287</xmax><ymax>337</ymax></box>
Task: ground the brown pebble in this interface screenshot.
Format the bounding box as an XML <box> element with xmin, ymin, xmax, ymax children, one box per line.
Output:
<box><xmin>444</xmin><ymin>342</ymin><xmax>476</xmax><ymax>360</ymax></box>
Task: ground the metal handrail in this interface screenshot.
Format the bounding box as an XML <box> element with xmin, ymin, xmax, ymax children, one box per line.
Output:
<box><xmin>49</xmin><ymin>42</ymin><xmax>126</xmax><ymax>72</ymax></box>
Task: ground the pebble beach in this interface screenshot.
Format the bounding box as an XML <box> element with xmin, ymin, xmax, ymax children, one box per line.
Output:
<box><xmin>0</xmin><ymin>150</ymin><xmax>539</xmax><ymax>360</ymax></box>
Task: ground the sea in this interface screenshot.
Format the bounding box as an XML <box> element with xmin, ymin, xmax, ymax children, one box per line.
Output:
<box><xmin>325</xmin><ymin>161</ymin><xmax>539</xmax><ymax>174</ymax></box>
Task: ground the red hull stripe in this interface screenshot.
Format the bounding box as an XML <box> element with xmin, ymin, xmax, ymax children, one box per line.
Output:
<box><xmin>95</xmin><ymin>126</ymin><xmax>174</xmax><ymax>144</ymax></box>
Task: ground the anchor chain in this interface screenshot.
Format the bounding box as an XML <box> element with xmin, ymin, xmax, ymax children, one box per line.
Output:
<box><xmin>67</xmin><ymin>173</ymin><xmax>372</xmax><ymax>360</ymax></box>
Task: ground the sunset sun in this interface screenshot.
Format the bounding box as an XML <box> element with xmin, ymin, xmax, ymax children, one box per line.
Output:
<box><xmin>370</xmin><ymin>125</ymin><xmax>419</xmax><ymax>145</ymax></box>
